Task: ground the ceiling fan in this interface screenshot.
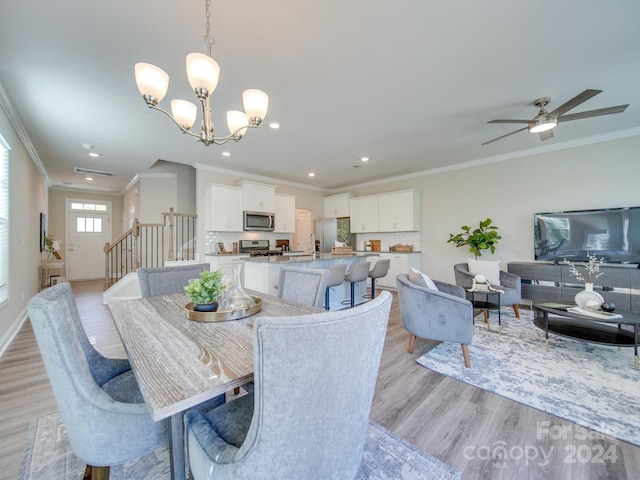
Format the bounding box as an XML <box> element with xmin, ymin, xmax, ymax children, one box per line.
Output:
<box><xmin>482</xmin><ymin>89</ymin><xmax>629</xmax><ymax>145</ymax></box>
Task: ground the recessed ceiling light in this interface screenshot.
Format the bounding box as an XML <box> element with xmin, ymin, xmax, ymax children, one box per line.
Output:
<box><xmin>89</xmin><ymin>152</ymin><xmax>100</xmax><ymax>158</ymax></box>
<box><xmin>360</xmin><ymin>157</ymin><xmax>369</xmax><ymax>162</ymax></box>
<box><xmin>85</xmin><ymin>176</ymin><xmax>94</xmax><ymax>181</ymax></box>
<box><xmin>222</xmin><ymin>151</ymin><xmax>231</xmax><ymax>157</ymax></box>
<box><xmin>308</xmin><ymin>172</ymin><xmax>315</xmax><ymax>177</ymax></box>
<box><xmin>269</xmin><ymin>122</ymin><xmax>280</xmax><ymax>129</ymax></box>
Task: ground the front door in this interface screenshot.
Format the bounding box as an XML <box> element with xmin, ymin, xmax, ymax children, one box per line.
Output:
<box><xmin>66</xmin><ymin>203</ymin><xmax>111</xmax><ymax>281</ymax></box>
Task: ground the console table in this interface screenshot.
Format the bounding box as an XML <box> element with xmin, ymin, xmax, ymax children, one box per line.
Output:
<box><xmin>508</xmin><ymin>262</ymin><xmax>640</xmax><ymax>314</ymax></box>
<box><xmin>41</xmin><ymin>260</ymin><xmax>64</xmax><ymax>289</ymax></box>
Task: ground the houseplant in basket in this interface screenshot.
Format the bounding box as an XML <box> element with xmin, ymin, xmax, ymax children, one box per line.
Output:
<box><xmin>447</xmin><ymin>218</ymin><xmax>501</xmax><ymax>259</ymax></box>
<box><xmin>184</xmin><ymin>269</ymin><xmax>226</xmax><ymax>312</ymax></box>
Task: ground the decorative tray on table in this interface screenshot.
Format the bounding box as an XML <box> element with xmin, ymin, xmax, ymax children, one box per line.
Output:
<box><xmin>185</xmin><ymin>296</ymin><xmax>262</xmax><ymax>322</ymax></box>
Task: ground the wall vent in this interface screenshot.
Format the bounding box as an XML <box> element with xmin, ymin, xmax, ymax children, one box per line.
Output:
<box><xmin>74</xmin><ymin>167</ymin><xmax>115</xmax><ymax>177</ymax></box>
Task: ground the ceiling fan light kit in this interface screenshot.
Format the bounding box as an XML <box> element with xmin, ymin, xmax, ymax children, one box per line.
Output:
<box><xmin>134</xmin><ymin>0</ymin><xmax>268</xmax><ymax>146</ymax></box>
<box><xmin>483</xmin><ymin>89</ymin><xmax>629</xmax><ymax>145</ymax></box>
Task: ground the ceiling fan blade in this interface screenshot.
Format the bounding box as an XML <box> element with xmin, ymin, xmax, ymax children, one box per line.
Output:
<box><xmin>488</xmin><ymin>119</ymin><xmax>530</xmax><ymax>124</ymax></box>
<box><xmin>481</xmin><ymin>127</ymin><xmax>528</xmax><ymax>145</ymax></box>
<box><xmin>547</xmin><ymin>89</ymin><xmax>602</xmax><ymax>117</ymax></box>
<box><xmin>558</xmin><ymin>104</ymin><xmax>629</xmax><ymax>122</ymax></box>
<box><xmin>539</xmin><ymin>130</ymin><xmax>554</xmax><ymax>141</ymax></box>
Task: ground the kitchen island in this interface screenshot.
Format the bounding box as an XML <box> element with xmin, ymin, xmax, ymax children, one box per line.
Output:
<box><xmin>242</xmin><ymin>253</ymin><xmax>379</xmax><ymax>310</ymax></box>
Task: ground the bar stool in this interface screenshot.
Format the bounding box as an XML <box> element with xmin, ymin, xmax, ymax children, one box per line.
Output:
<box><xmin>341</xmin><ymin>261</ymin><xmax>371</xmax><ymax>308</ymax></box>
<box><xmin>365</xmin><ymin>259</ymin><xmax>390</xmax><ymax>299</ymax></box>
<box><xmin>324</xmin><ymin>263</ymin><xmax>347</xmax><ymax>310</ymax></box>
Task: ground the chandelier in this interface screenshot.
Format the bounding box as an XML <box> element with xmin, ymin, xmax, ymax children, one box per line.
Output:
<box><xmin>134</xmin><ymin>0</ymin><xmax>268</xmax><ymax>146</ymax></box>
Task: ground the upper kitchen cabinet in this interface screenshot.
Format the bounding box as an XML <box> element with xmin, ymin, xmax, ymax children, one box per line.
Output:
<box><xmin>274</xmin><ymin>194</ymin><xmax>296</xmax><ymax>233</ymax></box>
<box><xmin>323</xmin><ymin>193</ymin><xmax>351</xmax><ymax>218</ymax></box>
<box><xmin>378</xmin><ymin>189</ymin><xmax>420</xmax><ymax>232</ymax></box>
<box><xmin>205</xmin><ymin>184</ymin><xmax>244</xmax><ymax>232</ymax></box>
<box><xmin>240</xmin><ymin>180</ymin><xmax>275</xmax><ymax>213</ymax></box>
<box><xmin>350</xmin><ymin>195</ymin><xmax>379</xmax><ymax>233</ymax></box>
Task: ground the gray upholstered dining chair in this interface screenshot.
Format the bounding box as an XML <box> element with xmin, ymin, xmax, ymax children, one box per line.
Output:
<box><xmin>396</xmin><ymin>273</ymin><xmax>473</xmax><ymax>368</ymax></box>
<box><xmin>137</xmin><ymin>262</ymin><xmax>210</xmax><ymax>297</ymax></box>
<box><xmin>453</xmin><ymin>262</ymin><xmax>522</xmax><ymax>318</ymax></box>
<box><xmin>184</xmin><ymin>290</ymin><xmax>392</xmax><ymax>480</ymax></box>
<box><xmin>278</xmin><ymin>266</ymin><xmax>329</xmax><ymax>308</ymax></box>
<box><xmin>26</xmin><ymin>282</ymin><xmax>168</xmax><ymax>480</ymax></box>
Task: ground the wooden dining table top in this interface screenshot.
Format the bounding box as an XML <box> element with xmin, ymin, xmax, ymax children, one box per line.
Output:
<box><xmin>108</xmin><ymin>291</ymin><xmax>317</xmax><ymax>422</ymax></box>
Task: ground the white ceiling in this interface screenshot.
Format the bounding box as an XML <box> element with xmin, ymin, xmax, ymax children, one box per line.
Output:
<box><xmin>1</xmin><ymin>0</ymin><xmax>639</xmax><ymax>193</ymax></box>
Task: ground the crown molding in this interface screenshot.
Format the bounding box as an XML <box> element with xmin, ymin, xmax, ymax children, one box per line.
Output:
<box><xmin>0</xmin><ymin>81</ymin><xmax>50</xmax><ymax>185</ymax></box>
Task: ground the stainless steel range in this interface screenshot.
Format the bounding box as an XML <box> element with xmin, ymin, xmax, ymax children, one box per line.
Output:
<box><xmin>238</xmin><ymin>239</ymin><xmax>283</xmax><ymax>257</ymax></box>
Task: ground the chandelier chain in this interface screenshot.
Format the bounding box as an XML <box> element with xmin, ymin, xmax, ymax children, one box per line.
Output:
<box><xmin>204</xmin><ymin>0</ymin><xmax>214</xmax><ymax>55</ymax></box>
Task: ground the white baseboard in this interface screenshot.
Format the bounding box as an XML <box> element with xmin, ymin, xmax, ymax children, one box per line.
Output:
<box><xmin>0</xmin><ymin>308</ymin><xmax>28</xmax><ymax>358</ymax></box>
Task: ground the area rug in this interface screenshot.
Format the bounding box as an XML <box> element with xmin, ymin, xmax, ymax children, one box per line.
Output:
<box><xmin>416</xmin><ymin>307</ymin><xmax>640</xmax><ymax>446</ymax></box>
<box><xmin>19</xmin><ymin>412</ymin><xmax>461</xmax><ymax>480</ymax></box>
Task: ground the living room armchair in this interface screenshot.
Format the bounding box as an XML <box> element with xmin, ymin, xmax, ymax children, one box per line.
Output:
<box><xmin>453</xmin><ymin>261</ymin><xmax>522</xmax><ymax>318</ymax></box>
<box><xmin>396</xmin><ymin>273</ymin><xmax>473</xmax><ymax>368</ymax></box>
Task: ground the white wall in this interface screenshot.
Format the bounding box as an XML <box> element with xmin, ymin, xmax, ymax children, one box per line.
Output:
<box><xmin>348</xmin><ymin>135</ymin><xmax>640</xmax><ymax>283</ymax></box>
<box><xmin>0</xmin><ymin>105</ymin><xmax>47</xmax><ymax>353</ymax></box>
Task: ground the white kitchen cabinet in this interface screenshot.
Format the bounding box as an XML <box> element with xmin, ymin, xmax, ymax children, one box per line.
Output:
<box><xmin>378</xmin><ymin>190</ymin><xmax>420</xmax><ymax>232</ymax></box>
<box><xmin>369</xmin><ymin>252</ymin><xmax>421</xmax><ymax>289</ymax></box>
<box><xmin>350</xmin><ymin>196</ymin><xmax>379</xmax><ymax>233</ymax></box>
<box><xmin>243</xmin><ymin>261</ymin><xmax>281</xmax><ymax>296</ymax></box>
<box><xmin>274</xmin><ymin>194</ymin><xmax>296</xmax><ymax>233</ymax></box>
<box><xmin>205</xmin><ymin>184</ymin><xmax>243</xmax><ymax>232</ymax></box>
<box><xmin>240</xmin><ymin>181</ymin><xmax>275</xmax><ymax>213</ymax></box>
<box><xmin>323</xmin><ymin>193</ymin><xmax>351</xmax><ymax>218</ymax></box>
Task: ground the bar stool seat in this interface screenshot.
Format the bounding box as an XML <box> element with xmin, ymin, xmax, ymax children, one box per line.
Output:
<box><xmin>324</xmin><ymin>263</ymin><xmax>347</xmax><ymax>310</ymax></box>
<box><xmin>341</xmin><ymin>261</ymin><xmax>371</xmax><ymax>308</ymax></box>
<box><xmin>365</xmin><ymin>259</ymin><xmax>390</xmax><ymax>300</ymax></box>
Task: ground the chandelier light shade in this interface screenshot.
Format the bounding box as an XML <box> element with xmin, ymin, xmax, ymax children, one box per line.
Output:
<box><xmin>134</xmin><ymin>0</ymin><xmax>268</xmax><ymax>146</ymax></box>
<box><xmin>134</xmin><ymin>63</ymin><xmax>170</xmax><ymax>105</ymax></box>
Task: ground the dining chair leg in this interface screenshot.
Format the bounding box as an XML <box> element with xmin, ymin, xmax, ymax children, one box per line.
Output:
<box><xmin>461</xmin><ymin>344</ymin><xmax>471</xmax><ymax>368</ymax></box>
<box><xmin>408</xmin><ymin>333</ymin><xmax>416</xmax><ymax>354</ymax></box>
<box><xmin>85</xmin><ymin>465</ymin><xmax>110</xmax><ymax>480</ymax></box>
<box><xmin>512</xmin><ymin>304</ymin><xmax>520</xmax><ymax>318</ymax></box>
<box><xmin>371</xmin><ymin>278</ymin><xmax>376</xmax><ymax>299</ymax></box>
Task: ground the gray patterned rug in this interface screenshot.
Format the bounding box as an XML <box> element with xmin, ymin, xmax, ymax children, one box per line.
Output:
<box><xmin>19</xmin><ymin>412</ymin><xmax>461</xmax><ymax>479</ymax></box>
<box><xmin>417</xmin><ymin>307</ymin><xmax>640</xmax><ymax>446</ymax></box>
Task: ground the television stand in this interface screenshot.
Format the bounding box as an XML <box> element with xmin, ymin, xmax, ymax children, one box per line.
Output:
<box><xmin>508</xmin><ymin>261</ymin><xmax>640</xmax><ymax>315</ymax></box>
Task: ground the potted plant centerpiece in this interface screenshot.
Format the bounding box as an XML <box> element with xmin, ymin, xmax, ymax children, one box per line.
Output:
<box><xmin>184</xmin><ymin>269</ymin><xmax>226</xmax><ymax>312</ymax></box>
<box><xmin>447</xmin><ymin>218</ymin><xmax>501</xmax><ymax>259</ymax></box>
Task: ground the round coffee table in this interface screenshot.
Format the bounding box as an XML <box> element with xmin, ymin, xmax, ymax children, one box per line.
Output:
<box><xmin>533</xmin><ymin>302</ymin><xmax>640</xmax><ymax>370</ymax></box>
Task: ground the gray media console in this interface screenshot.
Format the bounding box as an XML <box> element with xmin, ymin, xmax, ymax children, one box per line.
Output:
<box><xmin>507</xmin><ymin>262</ymin><xmax>640</xmax><ymax>314</ymax></box>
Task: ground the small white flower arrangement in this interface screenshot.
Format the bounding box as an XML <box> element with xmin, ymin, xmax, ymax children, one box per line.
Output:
<box><xmin>563</xmin><ymin>254</ymin><xmax>605</xmax><ymax>283</ymax></box>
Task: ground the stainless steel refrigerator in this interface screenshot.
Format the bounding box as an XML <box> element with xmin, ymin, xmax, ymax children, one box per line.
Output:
<box><xmin>316</xmin><ymin>217</ymin><xmax>356</xmax><ymax>253</ymax></box>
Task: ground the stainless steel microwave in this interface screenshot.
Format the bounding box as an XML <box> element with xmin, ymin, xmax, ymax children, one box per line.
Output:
<box><xmin>243</xmin><ymin>211</ymin><xmax>275</xmax><ymax>231</ymax></box>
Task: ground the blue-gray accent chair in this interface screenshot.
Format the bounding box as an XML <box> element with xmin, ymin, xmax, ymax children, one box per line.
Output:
<box><xmin>453</xmin><ymin>263</ymin><xmax>522</xmax><ymax>318</ymax></box>
<box><xmin>137</xmin><ymin>262</ymin><xmax>210</xmax><ymax>297</ymax></box>
<box><xmin>396</xmin><ymin>273</ymin><xmax>473</xmax><ymax>368</ymax></box>
<box><xmin>184</xmin><ymin>290</ymin><xmax>392</xmax><ymax>480</ymax></box>
<box><xmin>278</xmin><ymin>266</ymin><xmax>329</xmax><ymax>308</ymax></box>
<box><xmin>27</xmin><ymin>282</ymin><xmax>167</xmax><ymax>479</ymax></box>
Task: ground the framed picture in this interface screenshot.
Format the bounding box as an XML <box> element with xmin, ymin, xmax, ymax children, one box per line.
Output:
<box><xmin>40</xmin><ymin>213</ymin><xmax>47</xmax><ymax>252</ymax></box>
<box><xmin>217</xmin><ymin>242</ymin><xmax>227</xmax><ymax>254</ymax></box>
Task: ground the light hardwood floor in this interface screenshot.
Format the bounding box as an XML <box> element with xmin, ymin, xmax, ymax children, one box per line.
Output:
<box><xmin>1</xmin><ymin>280</ymin><xmax>638</xmax><ymax>479</ymax></box>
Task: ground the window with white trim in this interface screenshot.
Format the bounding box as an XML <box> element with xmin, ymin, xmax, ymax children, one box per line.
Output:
<box><xmin>0</xmin><ymin>134</ymin><xmax>10</xmax><ymax>305</ymax></box>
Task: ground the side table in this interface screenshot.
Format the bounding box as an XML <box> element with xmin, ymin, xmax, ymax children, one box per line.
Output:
<box><xmin>42</xmin><ymin>260</ymin><xmax>64</xmax><ymax>289</ymax></box>
<box><xmin>465</xmin><ymin>288</ymin><xmax>502</xmax><ymax>330</ymax></box>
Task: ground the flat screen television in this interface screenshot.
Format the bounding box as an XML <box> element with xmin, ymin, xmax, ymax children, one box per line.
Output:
<box><xmin>534</xmin><ymin>206</ymin><xmax>640</xmax><ymax>264</ymax></box>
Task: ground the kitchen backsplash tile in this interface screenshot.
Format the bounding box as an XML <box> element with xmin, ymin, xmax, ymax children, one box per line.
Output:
<box><xmin>205</xmin><ymin>231</ymin><xmax>292</xmax><ymax>254</ymax></box>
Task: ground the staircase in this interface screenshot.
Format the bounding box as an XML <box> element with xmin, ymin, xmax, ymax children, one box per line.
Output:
<box><xmin>103</xmin><ymin>208</ymin><xmax>197</xmax><ymax>290</ymax></box>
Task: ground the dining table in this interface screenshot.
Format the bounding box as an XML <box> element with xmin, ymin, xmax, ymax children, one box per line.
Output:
<box><xmin>108</xmin><ymin>290</ymin><xmax>319</xmax><ymax>480</ymax></box>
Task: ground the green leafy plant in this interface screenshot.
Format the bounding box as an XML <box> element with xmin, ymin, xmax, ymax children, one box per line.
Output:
<box><xmin>447</xmin><ymin>218</ymin><xmax>501</xmax><ymax>259</ymax></box>
<box><xmin>44</xmin><ymin>234</ymin><xmax>55</xmax><ymax>254</ymax></box>
<box><xmin>184</xmin><ymin>269</ymin><xmax>225</xmax><ymax>305</ymax></box>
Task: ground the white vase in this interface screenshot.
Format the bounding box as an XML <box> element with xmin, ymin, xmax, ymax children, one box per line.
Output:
<box><xmin>575</xmin><ymin>282</ymin><xmax>603</xmax><ymax>307</ymax></box>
